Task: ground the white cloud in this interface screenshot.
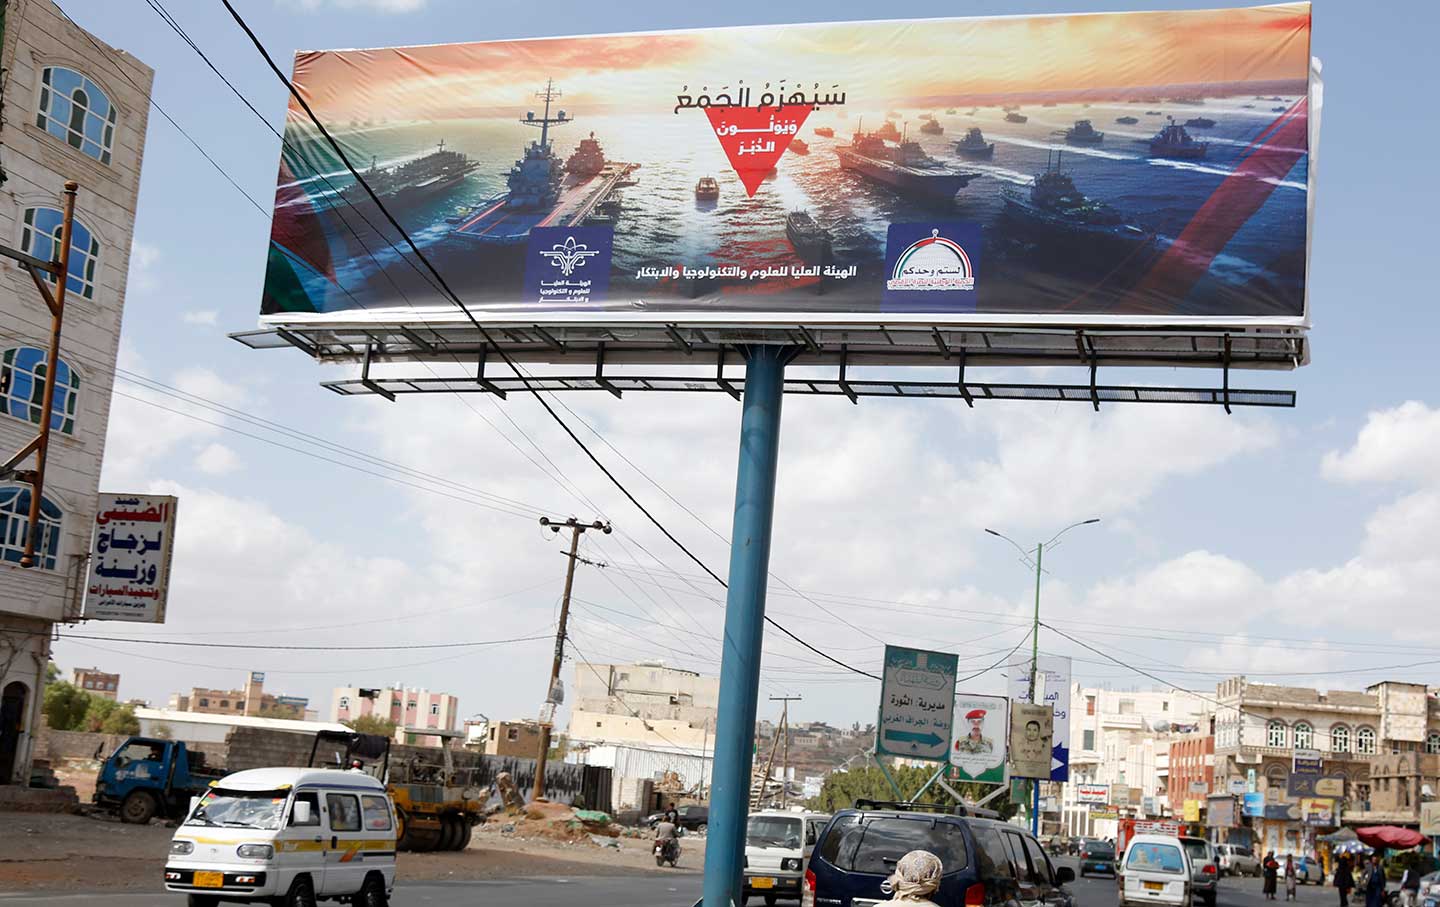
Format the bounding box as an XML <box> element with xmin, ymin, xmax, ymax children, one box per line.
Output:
<box><xmin>182</xmin><ymin>310</ymin><xmax>219</xmax><ymax>326</ymax></box>
<box><xmin>1321</xmin><ymin>401</ymin><xmax>1440</xmax><ymax>484</ymax></box>
<box><xmin>103</xmin><ymin>363</ymin><xmax>250</xmax><ymax>487</ymax></box>
<box><xmin>195</xmin><ymin>443</ymin><xmax>241</xmax><ymax>475</ymax></box>
<box><xmin>128</xmin><ymin>240</ymin><xmax>159</xmax><ymax>293</ymax></box>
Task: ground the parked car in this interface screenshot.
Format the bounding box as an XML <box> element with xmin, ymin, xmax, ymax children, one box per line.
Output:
<box><xmin>1217</xmin><ymin>843</ymin><xmax>1262</xmax><ymax>877</ymax></box>
<box><xmin>1179</xmin><ymin>835</ymin><xmax>1220</xmax><ymax>906</ymax></box>
<box><xmin>1120</xmin><ymin>834</ymin><xmax>1193</xmax><ymax>907</ymax></box>
<box><xmin>1079</xmin><ymin>839</ymin><xmax>1118</xmax><ymax>878</ymax></box>
<box><xmin>743</xmin><ymin>809</ymin><xmax>830</xmax><ymax>905</ymax></box>
<box><xmin>644</xmin><ymin>804</ymin><xmax>710</xmax><ymax>833</ymax></box>
<box><xmin>1293</xmin><ymin>856</ymin><xmax>1325</xmax><ymax>884</ymax></box>
<box><xmin>806</xmin><ymin>801</ymin><xmax>1075</xmax><ymax>907</ymax></box>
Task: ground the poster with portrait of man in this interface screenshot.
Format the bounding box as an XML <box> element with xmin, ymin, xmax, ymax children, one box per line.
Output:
<box><xmin>1008</xmin><ymin>702</ymin><xmax>1054</xmax><ymax>779</ymax></box>
<box><xmin>950</xmin><ymin>694</ymin><xmax>1008</xmax><ymax>784</ymax></box>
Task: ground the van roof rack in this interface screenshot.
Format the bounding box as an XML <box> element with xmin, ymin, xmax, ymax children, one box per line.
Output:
<box><xmin>852</xmin><ymin>799</ymin><xmax>1001</xmax><ymax>819</ymax></box>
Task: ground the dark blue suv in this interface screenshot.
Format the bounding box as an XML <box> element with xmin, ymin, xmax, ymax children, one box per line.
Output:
<box><xmin>804</xmin><ymin>801</ymin><xmax>1074</xmax><ymax>907</ymax></box>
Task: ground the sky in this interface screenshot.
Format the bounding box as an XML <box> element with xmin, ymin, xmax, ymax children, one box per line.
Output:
<box><xmin>45</xmin><ymin>0</ymin><xmax>1440</xmax><ymax>736</ymax></box>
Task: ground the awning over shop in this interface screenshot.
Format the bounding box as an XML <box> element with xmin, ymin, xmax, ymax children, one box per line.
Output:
<box><xmin>1356</xmin><ymin>826</ymin><xmax>1426</xmax><ymax>850</ymax></box>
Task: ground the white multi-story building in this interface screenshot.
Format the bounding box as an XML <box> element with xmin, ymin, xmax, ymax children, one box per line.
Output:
<box><xmin>0</xmin><ymin>0</ymin><xmax>152</xmax><ymax>786</ymax></box>
<box><xmin>570</xmin><ymin>660</ymin><xmax>718</xmax><ymax>753</ymax></box>
<box><xmin>1061</xmin><ymin>684</ymin><xmax>1210</xmax><ymax>839</ymax></box>
<box><xmin>330</xmin><ymin>684</ymin><xmax>460</xmax><ymax>747</ymax></box>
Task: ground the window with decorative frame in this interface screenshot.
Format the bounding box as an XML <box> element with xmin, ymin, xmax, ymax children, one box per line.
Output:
<box><xmin>0</xmin><ymin>484</ymin><xmax>63</xmax><ymax>569</ymax></box>
<box><xmin>35</xmin><ymin>66</ymin><xmax>118</xmax><ymax>164</ymax></box>
<box><xmin>19</xmin><ymin>207</ymin><xmax>101</xmax><ymax>300</ymax></box>
<box><xmin>1267</xmin><ymin>720</ymin><xmax>1288</xmax><ymax>748</ymax></box>
<box><xmin>0</xmin><ymin>347</ymin><xmax>79</xmax><ymax>433</ymax></box>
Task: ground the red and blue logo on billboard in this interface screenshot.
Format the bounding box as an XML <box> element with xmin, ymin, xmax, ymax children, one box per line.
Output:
<box><xmin>524</xmin><ymin>226</ymin><xmax>613</xmax><ymax>307</ymax></box>
<box><xmin>882</xmin><ymin>222</ymin><xmax>981</xmax><ymax>311</ymax></box>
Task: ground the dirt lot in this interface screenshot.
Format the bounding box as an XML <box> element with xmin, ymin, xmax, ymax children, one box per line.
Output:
<box><xmin>0</xmin><ymin>811</ymin><xmax>703</xmax><ymax>891</ymax></box>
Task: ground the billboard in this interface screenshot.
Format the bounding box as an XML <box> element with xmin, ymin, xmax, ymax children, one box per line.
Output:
<box><xmin>1207</xmin><ymin>796</ymin><xmax>1238</xmax><ymax>828</ymax></box>
<box><xmin>876</xmin><ymin>645</ymin><xmax>958</xmax><ymax>762</ymax></box>
<box><xmin>81</xmin><ymin>494</ymin><xmax>178</xmax><ymax>623</ymax></box>
<box><xmin>950</xmin><ymin>693</ymin><xmax>1008</xmax><ymax>784</ymax></box>
<box><xmin>258</xmin><ymin>5</ymin><xmax>1315</xmax><ymax>338</ymax></box>
<box><xmin>1008</xmin><ymin>703</ymin><xmax>1054</xmax><ymax>779</ymax></box>
<box><xmin>1184</xmin><ymin>800</ymin><xmax>1201</xmax><ymax>822</ymax></box>
<box><xmin>1300</xmin><ymin>797</ymin><xmax>1335</xmax><ymax>826</ymax></box>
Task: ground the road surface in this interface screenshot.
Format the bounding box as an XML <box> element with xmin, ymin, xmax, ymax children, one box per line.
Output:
<box><xmin>0</xmin><ymin>855</ymin><xmax>1344</xmax><ymax>906</ymax></box>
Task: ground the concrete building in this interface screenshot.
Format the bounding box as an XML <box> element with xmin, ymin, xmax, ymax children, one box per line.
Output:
<box><xmin>1210</xmin><ymin>677</ymin><xmax>1440</xmax><ymax>853</ymax></box>
<box><xmin>0</xmin><ymin>0</ymin><xmax>152</xmax><ymax>786</ymax></box>
<box><xmin>569</xmin><ymin>710</ymin><xmax>712</xmax><ymax>751</ymax></box>
<box><xmin>169</xmin><ymin>672</ymin><xmax>307</xmax><ymax>719</ymax></box>
<box><xmin>481</xmin><ymin>719</ymin><xmax>543</xmax><ymax>758</ymax></box>
<box><xmin>330</xmin><ymin>684</ymin><xmax>459</xmax><ymax>747</ymax></box>
<box><xmin>567</xmin><ymin>743</ymin><xmax>713</xmax><ymax>813</ymax></box>
<box><xmin>574</xmin><ymin>661</ymin><xmax>718</xmax><ymax>725</ymax></box>
<box><xmin>1168</xmin><ymin>732</ymin><xmax>1216</xmax><ymax>814</ymax></box>
<box><xmin>72</xmin><ymin>666</ymin><xmax>117</xmax><ymax>700</ymax></box>
<box><xmin>1061</xmin><ymin>684</ymin><xmax>1210</xmax><ymax>839</ymax></box>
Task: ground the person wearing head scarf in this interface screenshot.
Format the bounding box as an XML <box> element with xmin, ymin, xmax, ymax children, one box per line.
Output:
<box><xmin>888</xmin><ymin>850</ymin><xmax>944</xmax><ymax>905</ymax></box>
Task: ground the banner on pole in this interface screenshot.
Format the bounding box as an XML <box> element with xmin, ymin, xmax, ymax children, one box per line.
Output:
<box><xmin>1007</xmin><ymin>654</ymin><xmax>1072</xmax><ymax>781</ymax></box>
<box><xmin>950</xmin><ymin>693</ymin><xmax>1008</xmax><ymax>784</ymax></box>
<box><xmin>1008</xmin><ymin>702</ymin><xmax>1054</xmax><ymax>779</ymax></box>
<box><xmin>877</xmin><ymin>645</ymin><xmax>958</xmax><ymax>762</ymax></box>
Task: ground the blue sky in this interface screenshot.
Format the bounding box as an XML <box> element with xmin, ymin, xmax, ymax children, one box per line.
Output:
<box><xmin>48</xmin><ymin>0</ymin><xmax>1440</xmax><ymax>732</ymax></box>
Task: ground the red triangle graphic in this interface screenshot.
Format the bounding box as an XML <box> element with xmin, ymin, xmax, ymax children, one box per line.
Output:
<box><xmin>705</xmin><ymin>105</ymin><xmax>812</xmax><ymax>196</ymax></box>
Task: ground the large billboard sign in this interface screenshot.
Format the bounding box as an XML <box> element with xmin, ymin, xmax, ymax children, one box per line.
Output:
<box><xmin>950</xmin><ymin>693</ymin><xmax>1008</xmax><ymax>784</ymax></box>
<box><xmin>259</xmin><ymin>5</ymin><xmax>1315</xmax><ymax>338</ymax></box>
<box><xmin>82</xmin><ymin>494</ymin><xmax>178</xmax><ymax>623</ymax></box>
<box><xmin>1007</xmin><ymin>654</ymin><xmax>1072</xmax><ymax>781</ymax></box>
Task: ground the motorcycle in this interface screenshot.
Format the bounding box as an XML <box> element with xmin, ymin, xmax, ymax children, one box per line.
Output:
<box><xmin>654</xmin><ymin>837</ymin><xmax>680</xmax><ymax>867</ymax></box>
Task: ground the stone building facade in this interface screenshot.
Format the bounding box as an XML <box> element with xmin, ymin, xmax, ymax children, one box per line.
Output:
<box><xmin>0</xmin><ymin>0</ymin><xmax>151</xmax><ymax>785</ymax></box>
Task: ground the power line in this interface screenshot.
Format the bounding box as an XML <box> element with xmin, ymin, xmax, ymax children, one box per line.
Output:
<box><xmin>219</xmin><ymin>0</ymin><xmax>879</xmax><ymax>682</ymax></box>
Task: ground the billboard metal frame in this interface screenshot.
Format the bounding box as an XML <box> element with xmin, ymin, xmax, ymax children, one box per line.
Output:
<box><xmin>232</xmin><ymin>322</ymin><xmax>1300</xmax><ymax>410</ymax></box>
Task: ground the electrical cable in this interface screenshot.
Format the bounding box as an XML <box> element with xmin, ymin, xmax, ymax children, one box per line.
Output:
<box><xmin>54</xmin><ymin>631</ymin><xmax>552</xmax><ymax>651</ymax></box>
<box><xmin>219</xmin><ymin>0</ymin><xmax>880</xmax><ymax>681</ymax></box>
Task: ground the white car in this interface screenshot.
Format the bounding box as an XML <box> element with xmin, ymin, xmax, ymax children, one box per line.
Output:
<box><xmin>1217</xmin><ymin>843</ymin><xmax>1262</xmax><ymax>877</ymax></box>
<box><xmin>743</xmin><ymin>809</ymin><xmax>830</xmax><ymax>905</ymax></box>
<box><xmin>1121</xmin><ymin>834</ymin><xmax>1195</xmax><ymax>907</ymax></box>
<box><xmin>165</xmin><ymin>766</ymin><xmax>396</xmax><ymax>907</ymax></box>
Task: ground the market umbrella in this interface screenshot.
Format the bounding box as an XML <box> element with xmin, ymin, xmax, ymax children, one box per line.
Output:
<box><xmin>1320</xmin><ymin>827</ymin><xmax>1361</xmax><ymax>844</ymax></box>
<box><xmin>1356</xmin><ymin>826</ymin><xmax>1427</xmax><ymax>849</ymax></box>
<box><xmin>1334</xmin><ymin>840</ymin><xmax>1374</xmax><ymax>856</ymax></box>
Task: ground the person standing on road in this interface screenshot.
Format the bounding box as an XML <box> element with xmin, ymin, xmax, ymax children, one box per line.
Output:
<box><xmin>1265</xmin><ymin>852</ymin><xmax>1280</xmax><ymax>900</ymax></box>
<box><xmin>1365</xmin><ymin>854</ymin><xmax>1388</xmax><ymax>907</ymax></box>
<box><xmin>1401</xmin><ymin>864</ymin><xmax>1422</xmax><ymax>907</ymax></box>
<box><xmin>1286</xmin><ymin>856</ymin><xmax>1299</xmax><ymax>901</ymax></box>
<box><xmin>1336</xmin><ymin>855</ymin><xmax>1356</xmax><ymax>907</ymax></box>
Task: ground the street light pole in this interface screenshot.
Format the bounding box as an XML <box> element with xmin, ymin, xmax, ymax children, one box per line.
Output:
<box><xmin>986</xmin><ymin>519</ymin><xmax>1098</xmax><ymax>838</ymax></box>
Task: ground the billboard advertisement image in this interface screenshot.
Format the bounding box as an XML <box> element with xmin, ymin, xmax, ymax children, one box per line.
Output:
<box><xmin>260</xmin><ymin>4</ymin><xmax>1314</xmax><ymax>331</ymax></box>
<box><xmin>1008</xmin><ymin>702</ymin><xmax>1054</xmax><ymax>779</ymax></box>
<box><xmin>82</xmin><ymin>494</ymin><xmax>178</xmax><ymax>623</ymax></box>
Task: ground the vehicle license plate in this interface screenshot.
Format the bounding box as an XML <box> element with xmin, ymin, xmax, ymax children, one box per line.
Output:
<box><xmin>194</xmin><ymin>872</ymin><xmax>224</xmax><ymax>888</ymax></box>
<box><xmin>1144</xmin><ymin>882</ymin><xmax>1165</xmax><ymax>891</ymax></box>
<box><xmin>752</xmin><ymin>877</ymin><xmax>775</xmax><ymax>889</ymax></box>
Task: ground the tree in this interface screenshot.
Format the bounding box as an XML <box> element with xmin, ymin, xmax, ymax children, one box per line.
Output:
<box><xmin>43</xmin><ymin>681</ymin><xmax>90</xmax><ymax>730</ymax></box>
<box><xmin>344</xmin><ymin>715</ymin><xmax>397</xmax><ymax>737</ymax></box>
<box><xmin>45</xmin><ymin>661</ymin><xmax>61</xmax><ymax>683</ymax></box>
<box><xmin>83</xmin><ymin>697</ymin><xmax>139</xmax><ymax>735</ymax></box>
<box><xmin>547</xmin><ymin>733</ymin><xmax>570</xmax><ymax>762</ymax></box>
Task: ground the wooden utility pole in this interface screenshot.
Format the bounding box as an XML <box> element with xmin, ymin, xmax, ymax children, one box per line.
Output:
<box><xmin>771</xmin><ymin>695</ymin><xmax>801</xmax><ymax>808</ymax></box>
<box><xmin>532</xmin><ymin>516</ymin><xmax>610</xmax><ymax>802</ymax></box>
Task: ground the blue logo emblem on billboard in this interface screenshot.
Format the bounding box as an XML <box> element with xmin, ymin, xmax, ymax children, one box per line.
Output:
<box><xmin>525</xmin><ymin>226</ymin><xmax>612</xmax><ymax>307</ymax></box>
<box><xmin>882</xmin><ymin>222</ymin><xmax>981</xmax><ymax>312</ymax></box>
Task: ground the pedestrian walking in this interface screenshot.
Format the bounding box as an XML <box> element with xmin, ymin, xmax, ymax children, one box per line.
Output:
<box><xmin>886</xmin><ymin>850</ymin><xmax>945</xmax><ymax>905</ymax></box>
<box><xmin>1401</xmin><ymin>865</ymin><xmax>1422</xmax><ymax>907</ymax></box>
<box><xmin>1365</xmin><ymin>854</ymin><xmax>1388</xmax><ymax>907</ymax></box>
<box><xmin>1265</xmin><ymin>852</ymin><xmax>1281</xmax><ymax>900</ymax></box>
<box><xmin>1336</xmin><ymin>855</ymin><xmax>1356</xmax><ymax>907</ymax></box>
<box><xmin>1286</xmin><ymin>856</ymin><xmax>1299</xmax><ymax>901</ymax></box>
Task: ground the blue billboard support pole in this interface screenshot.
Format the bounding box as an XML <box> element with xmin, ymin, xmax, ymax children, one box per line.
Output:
<box><xmin>703</xmin><ymin>345</ymin><xmax>794</xmax><ymax>907</ymax></box>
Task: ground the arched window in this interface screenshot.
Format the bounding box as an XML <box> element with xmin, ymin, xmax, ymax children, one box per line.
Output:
<box><xmin>1426</xmin><ymin>733</ymin><xmax>1440</xmax><ymax>755</ymax></box>
<box><xmin>0</xmin><ymin>347</ymin><xmax>79</xmax><ymax>434</ymax></box>
<box><xmin>1268</xmin><ymin>719</ymin><xmax>1288</xmax><ymax>748</ymax></box>
<box><xmin>35</xmin><ymin>66</ymin><xmax>117</xmax><ymax>164</ymax></box>
<box><xmin>0</xmin><ymin>485</ymin><xmax>63</xmax><ymax>569</ymax></box>
<box><xmin>1333</xmin><ymin>725</ymin><xmax>1351</xmax><ymax>754</ymax></box>
<box><xmin>1294</xmin><ymin>722</ymin><xmax>1313</xmax><ymax>749</ymax></box>
<box><xmin>1357</xmin><ymin>726</ymin><xmax>1377</xmax><ymax>756</ymax></box>
<box><xmin>20</xmin><ymin>207</ymin><xmax>100</xmax><ymax>300</ymax></box>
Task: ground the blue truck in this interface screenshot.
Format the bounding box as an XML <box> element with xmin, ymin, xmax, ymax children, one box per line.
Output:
<box><xmin>93</xmin><ymin>736</ymin><xmax>227</xmax><ymax>824</ymax></box>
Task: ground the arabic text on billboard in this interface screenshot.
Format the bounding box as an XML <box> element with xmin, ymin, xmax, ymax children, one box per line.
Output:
<box><xmin>877</xmin><ymin>645</ymin><xmax>958</xmax><ymax>762</ymax></box>
<box><xmin>260</xmin><ymin>5</ymin><xmax>1314</xmax><ymax>333</ymax></box>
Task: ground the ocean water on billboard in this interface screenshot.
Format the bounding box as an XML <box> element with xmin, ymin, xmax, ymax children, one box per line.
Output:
<box><xmin>283</xmin><ymin>96</ymin><xmax>1308</xmax><ymax>316</ymax></box>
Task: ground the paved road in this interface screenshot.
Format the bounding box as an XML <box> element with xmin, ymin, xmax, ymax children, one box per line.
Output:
<box><xmin>0</xmin><ymin>857</ymin><xmax>1347</xmax><ymax>907</ymax></box>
